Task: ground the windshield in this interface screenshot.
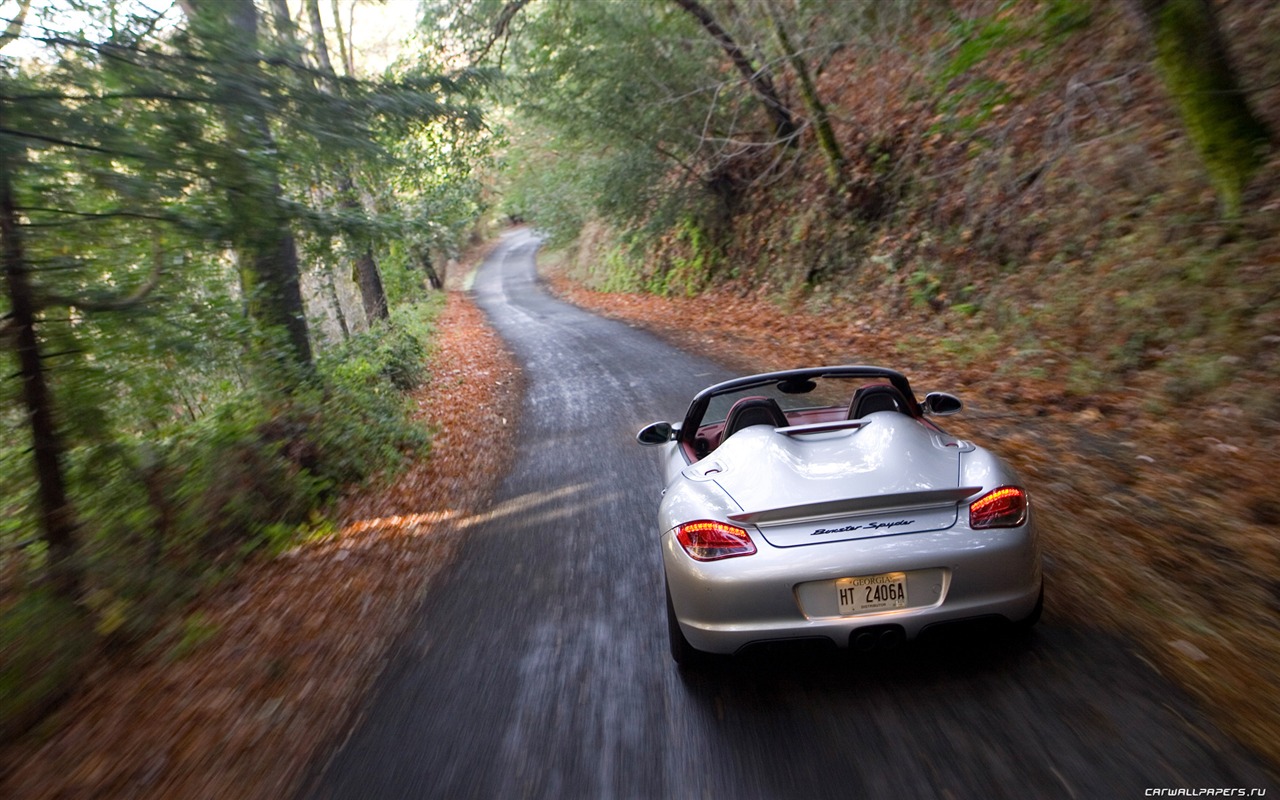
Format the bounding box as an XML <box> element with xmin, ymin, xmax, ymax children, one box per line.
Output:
<box><xmin>699</xmin><ymin>375</ymin><xmax>899</xmax><ymax>426</ymax></box>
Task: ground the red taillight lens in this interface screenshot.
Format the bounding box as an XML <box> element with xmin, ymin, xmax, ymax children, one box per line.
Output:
<box><xmin>969</xmin><ymin>486</ymin><xmax>1029</xmax><ymax>529</ymax></box>
<box><xmin>675</xmin><ymin>520</ymin><xmax>757</xmax><ymax>561</ymax></box>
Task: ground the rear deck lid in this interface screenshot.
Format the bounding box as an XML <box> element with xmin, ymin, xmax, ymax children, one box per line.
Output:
<box><xmin>709</xmin><ymin>415</ymin><xmax>975</xmax><ymax>547</ymax></box>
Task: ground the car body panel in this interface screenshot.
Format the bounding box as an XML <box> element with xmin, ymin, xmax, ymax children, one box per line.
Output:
<box><xmin>709</xmin><ymin>415</ymin><xmax>961</xmax><ymax>502</ymax></box>
<box><xmin>692</xmin><ymin>416</ymin><xmax>968</xmax><ymax>547</ymax></box>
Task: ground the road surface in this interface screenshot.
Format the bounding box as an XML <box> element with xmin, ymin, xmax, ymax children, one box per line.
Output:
<box><xmin>309</xmin><ymin>228</ymin><xmax>1273</xmax><ymax>799</ymax></box>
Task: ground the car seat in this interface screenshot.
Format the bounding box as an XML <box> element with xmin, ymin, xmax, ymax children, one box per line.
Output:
<box><xmin>721</xmin><ymin>396</ymin><xmax>789</xmax><ymax>441</ymax></box>
<box><xmin>847</xmin><ymin>385</ymin><xmax>908</xmax><ymax>419</ymax></box>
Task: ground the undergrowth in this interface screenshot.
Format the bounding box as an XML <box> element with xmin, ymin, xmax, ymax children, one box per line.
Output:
<box><xmin>563</xmin><ymin>2</ymin><xmax>1280</xmax><ymax>428</ymax></box>
<box><xmin>0</xmin><ymin>295</ymin><xmax>445</xmax><ymax>741</ymax></box>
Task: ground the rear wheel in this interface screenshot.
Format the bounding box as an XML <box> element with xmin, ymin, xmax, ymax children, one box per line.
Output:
<box><xmin>666</xmin><ymin>581</ymin><xmax>707</xmax><ymax>667</ymax></box>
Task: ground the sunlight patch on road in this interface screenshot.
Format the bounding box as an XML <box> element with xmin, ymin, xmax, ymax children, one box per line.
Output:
<box><xmin>341</xmin><ymin>510</ymin><xmax>459</xmax><ymax>536</ymax></box>
<box><xmin>337</xmin><ymin>483</ymin><xmax>604</xmax><ymax>539</ymax></box>
<box><xmin>456</xmin><ymin>482</ymin><xmax>598</xmax><ymax>531</ymax></box>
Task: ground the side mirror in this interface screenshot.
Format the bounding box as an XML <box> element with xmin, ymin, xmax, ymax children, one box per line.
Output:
<box><xmin>923</xmin><ymin>392</ymin><xmax>963</xmax><ymax>416</ymax></box>
<box><xmin>636</xmin><ymin>421</ymin><xmax>677</xmax><ymax>446</ymax></box>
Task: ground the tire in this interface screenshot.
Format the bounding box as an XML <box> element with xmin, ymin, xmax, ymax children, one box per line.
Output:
<box><xmin>665</xmin><ymin>581</ymin><xmax>707</xmax><ymax>667</ymax></box>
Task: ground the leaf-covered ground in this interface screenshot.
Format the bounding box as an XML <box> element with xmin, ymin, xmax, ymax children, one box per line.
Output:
<box><xmin>540</xmin><ymin>268</ymin><xmax>1280</xmax><ymax>775</ymax></box>
<box><xmin>0</xmin><ymin>290</ymin><xmax>522</xmax><ymax>800</ymax></box>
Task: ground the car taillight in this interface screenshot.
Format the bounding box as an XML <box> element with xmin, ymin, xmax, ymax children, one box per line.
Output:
<box><xmin>969</xmin><ymin>486</ymin><xmax>1029</xmax><ymax>529</ymax></box>
<box><xmin>675</xmin><ymin>520</ymin><xmax>757</xmax><ymax>561</ymax></box>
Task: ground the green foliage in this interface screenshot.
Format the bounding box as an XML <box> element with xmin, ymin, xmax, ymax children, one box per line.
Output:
<box><xmin>572</xmin><ymin>237</ymin><xmax>648</xmax><ymax>294</ymax></box>
<box><xmin>498</xmin><ymin>132</ymin><xmax>598</xmax><ymax>245</ymax></box>
<box><xmin>2</xmin><ymin>299</ymin><xmax>440</xmax><ymax>659</ymax></box>
<box><xmin>933</xmin><ymin>328</ymin><xmax>1005</xmax><ymax>369</ymax></box>
<box><xmin>1040</xmin><ymin>0</ymin><xmax>1093</xmax><ymax>41</ymax></box>
<box><xmin>1162</xmin><ymin>353</ymin><xmax>1240</xmax><ymax>401</ymax></box>
<box><xmin>347</xmin><ymin>65</ymin><xmax>495</xmax><ymax>293</ymax></box>
<box><xmin>929</xmin><ymin>0</ymin><xmax>1093</xmax><ymax>135</ymax></box>
<box><xmin>930</xmin><ymin>4</ymin><xmax>1022</xmax><ymax>134</ymax></box>
<box><xmin>0</xmin><ymin>429</ymin><xmax>36</xmax><ymax>545</ymax></box>
<box><xmin>1066</xmin><ymin>358</ymin><xmax>1106</xmax><ymax>396</ymax></box>
<box><xmin>1</xmin><ymin>0</ymin><xmax>479</xmax><ymax>588</ymax></box>
<box><xmin>908</xmin><ymin>270</ymin><xmax>943</xmax><ymax>308</ymax></box>
<box><xmin>167</xmin><ymin>611</ymin><xmax>220</xmax><ymax>663</ymax></box>
<box><xmin>0</xmin><ymin>591</ymin><xmax>93</xmax><ymax>741</ymax></box>
<box><xmin>648</xmin><ymin>216</ymin><xmax>719</xmax><ymax>297</ymax></box>
<box><xmin>327</xmin><ymin>322</ymin><xmax>426</xmax><ymax>394</ymax></box>
<box><xmin>454</xmin><ymin>0</ymin><xmax>760</xmax><ymax>245</ymax></box>
<box><xmin>937</xmin><ymin>8</ymin><xmax>1021</xmax><ymax>83</ymax></box>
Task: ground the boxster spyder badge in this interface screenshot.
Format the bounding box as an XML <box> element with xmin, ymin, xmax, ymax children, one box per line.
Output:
<box><xmin>812</xmin><ymin>519</ymin><xmax>915</xmax><ymax>536</ymax></box>
<box><xmin>636</xmin><ymin>366</ymin><xmax>1042</xmax><ymax>666</ymax></box>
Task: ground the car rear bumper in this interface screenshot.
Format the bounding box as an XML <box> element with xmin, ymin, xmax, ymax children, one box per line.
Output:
<box><xmin>662</xmin><ymin>520</ymin><xmax>1042</xmax><ymax>655</ymax></box>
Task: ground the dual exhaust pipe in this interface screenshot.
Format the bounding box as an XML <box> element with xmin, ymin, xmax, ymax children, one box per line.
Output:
<box><xmin>851</xmin><ymin>625</ymin><xmax>904</xmax><ymax>652</ymax></box>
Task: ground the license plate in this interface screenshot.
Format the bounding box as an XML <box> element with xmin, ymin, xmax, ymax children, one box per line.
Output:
<box><xmin>836</xmin><ymin>572</ymin><xmax>908</xmax><ymax>614</ymax></box>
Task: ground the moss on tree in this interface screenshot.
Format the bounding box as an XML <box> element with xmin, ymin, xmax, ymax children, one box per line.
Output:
<box><xmin>1148</xmin><ymin>0</ymin><xmax>1273</xmax><ymax>217</ymax></box>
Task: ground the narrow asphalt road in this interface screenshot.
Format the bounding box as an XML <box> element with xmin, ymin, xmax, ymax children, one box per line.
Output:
<box><xmin>310</xmin><ymin>228</ymin><xmax>1273</xmax><ymax>799</ymax></box>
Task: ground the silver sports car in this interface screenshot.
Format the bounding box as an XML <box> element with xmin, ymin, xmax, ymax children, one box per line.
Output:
<box><xmin>637</xmin><ymin>366</ymin><xmax>1042</xmax><ymax>665</ymax></box>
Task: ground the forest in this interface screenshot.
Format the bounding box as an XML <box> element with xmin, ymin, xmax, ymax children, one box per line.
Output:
<box><xmin>0</xmin><ymin>0</ymin><xmax>493</xmax><ymax>744</ymax></box>
<box><xmin>2</xmin><ymin>0</ymin><xmax>1278</xmax><ymax>794</ymax></box>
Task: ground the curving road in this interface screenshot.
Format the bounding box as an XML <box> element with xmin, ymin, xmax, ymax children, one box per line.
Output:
<box><xmin>309</xmin><ymin>229</ymin><xmax>1273</xmax><ymax>799</ymax></box>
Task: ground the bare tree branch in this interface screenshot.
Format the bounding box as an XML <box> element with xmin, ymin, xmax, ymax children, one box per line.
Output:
<box><xmin>473</xmin><ymin>0</ymin><xmax>534</xmax><ymax>64</ymax></box>
<box><xmin>0</xmin><ymin>126</ymin><xmax>143</xmax><ymax>157</ymax></box>
<box><xmin>1</xmin><ymin>90</ymin><xmax>213</xmax><ymax>104</ymax></box>
<box><xmin>670</xmin><ymin>0</ymin><xmax>799</xmax><ymax>143</ymax></box>
<box><xmin>0</xmin><ymin>0</ymin><xmax>32</xmax><ymax>51</ymax></box>
<box><xmin>16</xmin><ymin>207</ymin><xmax>178</xmax><ymax>227</ymax></box>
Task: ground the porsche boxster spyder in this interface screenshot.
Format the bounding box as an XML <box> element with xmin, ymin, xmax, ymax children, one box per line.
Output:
<box><xmin>636</xmin><ymin>366</ymin><xmax>1042</xmax><ymax>664</ymax></box>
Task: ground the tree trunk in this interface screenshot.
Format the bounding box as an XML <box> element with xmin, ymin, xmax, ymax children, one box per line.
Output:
<box><xmin>305</xmin><ymin>0</ymin><xmax>336</xmax><ymax>76</ymax></box>
<box><xmin>1132</xmin><ymin>0</ymin><xmax>1273</xmax><ymax>217</ymax></box>
<box><xmin>303</xmin><ymin>0</ymin><xmax>387</xmax><ymax>324</ymax></box>
<box><xmin>264</xmin><ymin>0</ymin><xmax>297</xmax><ymax>44</ymax></box>
<box><xmin>242</xmin><ymin>226</ymin><xmax>313</xmax><ymax>365</ymax></box>
<box><xmin>180</xmin><ymin>0</ymin><xmax>314</xmax><ymax>369</ymax></box>
<box><xmin>0</xmin><ymin>134</ymin><xmax>82</xmax><ymax>602</ymax></box>
<box><xmin>671</xmin><ymin>0</ymin><xmax>799</xmax><ymax>144</ymax></box>
<box><xmin>323</xmin><ymin>260</ymin><xmax>351</xmax><ymax>339</ymax></box>
<box><xmin>419</xmin><ymin>250</ymin><xmax>443</xmax><ymax>291</ymax></box>
<box><xmin>331</xmin><ymin>0</ymin><xmax>354</xmax><ymax>77</ymax></box>
<box><xmin>353</xmin><ymin>248</ymin><xmax>387</xmax><ymax>322</ymax></box>
<box><xmin>763</xmin><ymin>0</ymin><xmax>846</xmax><ymax>192</ymax></box>
<box><xmin>338</xmin><ymin>179</ymin><xmax>389</xmax><ymax>324</ymax></box>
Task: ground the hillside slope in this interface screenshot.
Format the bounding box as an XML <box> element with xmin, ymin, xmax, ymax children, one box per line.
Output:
<box><xmin>544</xmin><ymin>0</ymin><xmax>1279</xmax><ymax>770</ymax></box>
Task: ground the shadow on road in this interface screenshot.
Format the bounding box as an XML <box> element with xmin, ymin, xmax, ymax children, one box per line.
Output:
<box><xmin>665</xmin><ymin>622</ymin><xmax>1275</xmax><ymax>799</ymax></box>
<box><xmin>676</xmin><ymin>619</ymin><xmax>1041</xmax><ymax>688</ymax></box>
